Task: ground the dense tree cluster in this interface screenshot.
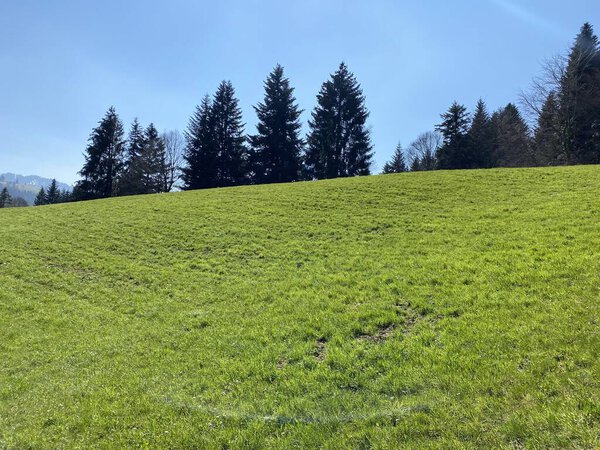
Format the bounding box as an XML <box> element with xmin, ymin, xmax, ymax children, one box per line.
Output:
<box><xmin>383</xmin><ymin>23</ymin><xmax>600</xmax><ymax>173</ymax></box>
<box><xmin>181</xmin><ymin>63</ymin><xmax>373</xmax><ymax>191</ymax></box>
<box><xmin>34</xmin><ymin>179</ymin><xmax>72</xmax><ymax>206</ymax></box>
<box><xmin>69</xmin><ymin>63</ymin><xmax>372</xmax><ymax>201</ymax></box>
<box><xmin>72</xmin><ymin>108</ymin><xmax>184</xmax><ymax>201</ymax></box>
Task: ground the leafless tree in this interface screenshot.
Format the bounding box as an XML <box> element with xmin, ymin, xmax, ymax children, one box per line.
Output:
<box><xmin>407</xmin><ymin>131</ymin><xmax>442</xmax><ymax>170</ymax></box>
<box><xmin>519</xmin><ymin>55</ymin><xmax>567</xmax><ymax>126</ymax></box>
<box><xmin>160</xmin><ymin>130</ymin><xmax>185</xmax><ymax>192</ymax></box>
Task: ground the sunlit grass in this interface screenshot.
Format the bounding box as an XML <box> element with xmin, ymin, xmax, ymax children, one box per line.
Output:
<box><xmin>1</xmin><ymin>166</ymin><xmax>599</xmax><ymax>448</ymax></box>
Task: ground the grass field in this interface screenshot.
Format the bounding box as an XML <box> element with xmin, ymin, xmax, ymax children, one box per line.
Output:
<box><xmin>1</xmin><ymin>166</ymin><xmax>599</xmax><ymax>448</ymax></box>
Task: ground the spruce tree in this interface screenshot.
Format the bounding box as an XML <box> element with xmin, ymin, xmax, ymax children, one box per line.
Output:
<box><xmin>120</xmin><ymin>118</ymin><xmax>146</xmax><ymax>196</ymax></box>
<box><xmin>468</xmin><ymin>99</ymin><xmax>495</xmax><ymax>168</ymax></box>
<box><xmin>211</xmin><ymin>81</ymin><xmax>248</xmax><ymax>186</ymax></box>
<box><xmin>142</xmin><ymin>123</ymin><xmax>165</xmax><ymax>193</ymax></box>
<box><xmin>382</xmin><ymin>143</ymin><xmax>407</xmax><ymax>173</ymax></box>
<box><xmin>492</xmin><ymin>103</ymin><xmax>534</xmax><ymax>167</ymax></box>
<box><xmin>559</xmin><ymin>23</ymin><xmax>600</xmax><ymax>163</ymax></box>
<box><xmin>250</xmin><ymin>65</ymin><xmax>303</xmax><ymax>184</ymax></box>
<box><xmin>533</xmin><ymin>92</ymin><xmax>562</xmax><ymax>164</ymax></box>
<box><xmin>0</xmin><ymin>187</ymin><xmax>11</xmax><ymax>208</ymax></box>
<box><xmin>45</xmin><ymin>179</ymin><xmax>60</xmax><ymax>204</ymax></box>
<box><xmin>305</xmin><ymin>63</ymin><xmax>373</xmax><ymax>179</ymax></box>
<box><xmin>34</xmin><ymin>187</ymin><xmax>47</xmax><ymax>206</ymax></box>
<box><xmin>182</xmin><ymin>95</ymin><xmax>217</xmax><ymax>190</ymax></box>
<box><xmin>435</xmin><ymin>102</ymin><xmax>471</xmax><ymax>169</ymax></box>
<box><xmin>76</xmin><ymin>107</ymin><xmax>126</xmax><ymax>199</ymax></box>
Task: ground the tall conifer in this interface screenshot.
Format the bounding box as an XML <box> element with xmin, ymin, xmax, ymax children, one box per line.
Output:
<box><xmin>76</xmin><ymin>107</ymin><xmax>125</xmax><ymax>199</ymax></box>
<box><xmin>182</xmin><ymin>95</ymin><xmax>217</xmax><ymax>190</ymax></box>
<box><xmin>468</xmin><ymin>99</ymin><xmax>495</xmax><ymax>168</ymax></box>
<box><xmin>436</xmin><ymin>102</ymin><xmax>471</xmax><ymax>169</ymax></box>
<box><xmin>121</xmin><ymin>118</ymin><xmax>146</xmax><ymax>195</ymax></box>
<box><xmin>211</xmin><ymin>81</ymin><xmax>248</xmax><ymax>186</ymax></box>
<box><xmin>250</xmin><ymin>65</ymin><xmax>303</xmax><ymax>184</ymax></box>
<box><xmin>45</xmin><ymin>179</ymin><xmax>60</xmax><ymax>204</ymax></box>
<box><xmin>492</xmin><ymin>103</ymin><xmax>534</xmax><ymax>167</ymax></box>
<box><xmin>559</xmin><ymin>23</ymin><xmax>600</xmax><ymax>163</ymax></box>
<box><xmin>382</xmin><ymin>143</ymin><xmax>407</xmax><ymax>173</ymax></box>
<box><xmin>305</xmin><ymin>63</ymin><xmax>373</xmax><ymax>179</ymax></box>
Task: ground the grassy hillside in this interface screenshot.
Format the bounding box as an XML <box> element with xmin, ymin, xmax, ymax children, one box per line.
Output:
<box><xmin>1</xmin><ymin>166</ymin><xmax>598</xmax><ymax>448</ymax></box>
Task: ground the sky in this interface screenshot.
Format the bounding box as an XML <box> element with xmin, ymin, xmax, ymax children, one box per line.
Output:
<box><xmin>0</xmin><ymin>0</ymin><xmax>598</xmax><ymax>184</ymax></box>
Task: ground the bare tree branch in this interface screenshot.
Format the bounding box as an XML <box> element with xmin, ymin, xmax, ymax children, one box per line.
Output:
<box><xmin>161</xmin><ymin>130</ymin><xmax>185</xmax><ymax>192</ymax></box>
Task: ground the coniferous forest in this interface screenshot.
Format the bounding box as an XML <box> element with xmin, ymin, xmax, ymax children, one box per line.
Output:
<box><xmin>49</xmin><ymin>22</ymin><xmax>600</xmax><ymax>204</ymax></box>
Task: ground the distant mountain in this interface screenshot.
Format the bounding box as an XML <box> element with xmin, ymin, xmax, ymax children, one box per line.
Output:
<box><xmin>0</xmin><ymin>173</ymin><xmax>73</xmax><ymax>206</ymax></box>
<box><xmin>0</xmin><ymin>173</ymin><xmax>72</xmax><ymax>191</ymax></box>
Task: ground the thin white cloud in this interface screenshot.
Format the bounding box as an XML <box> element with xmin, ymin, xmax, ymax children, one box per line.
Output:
<box><xmin>490</xmin><ymin>0</ymin><xmax>566</xmax><ymax>37</ymax></box>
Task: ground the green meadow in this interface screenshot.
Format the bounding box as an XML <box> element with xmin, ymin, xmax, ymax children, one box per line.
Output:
<box><xmin>0</xmin><ymin>166</ymin><xmax>599</xmax><ymax>448</ymax></box>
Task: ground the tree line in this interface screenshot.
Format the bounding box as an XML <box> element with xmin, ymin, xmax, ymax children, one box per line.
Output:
<box><xmin>383</xmin><ymin>23</ymin><xmax>600</xmax><ymax>173</ymax></box>
<box><xmin>66</xmin><ymin>62</ymin><xmax>372</xmax><ymax>202</ymax></box>
<box><xmin>27</xmin><ymin>22</ymin><xmax>598</xmax><ymax>206</ymax></box>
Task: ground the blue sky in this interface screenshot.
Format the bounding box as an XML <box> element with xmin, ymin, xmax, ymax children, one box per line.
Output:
<box><xmin>0</xmin><ymin>0</ymin><xmax>597</xmax><ymax>184</ymax></box>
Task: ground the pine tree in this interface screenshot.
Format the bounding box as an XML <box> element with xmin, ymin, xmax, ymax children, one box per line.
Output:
<box><xmin>34</xmin><ymin>187</ymin><xmax>47</xmax><ymax>206</ymax></box>
<box><xmin>0</xmin><ymin>187</ymin><xmax>11</xmax><ymax>208</ymax></box>
<box><xmin>142</xmin><ymin>123</ymin><xmax>165</xmax><ymax>193</ymax></box>
<box><xmin>468</xmin><ymin>99</ymin><xmax>495</xmax><ymax>168</ymax></box>
<box><xmin>492</xmin><ymin>103</ymin><xmax>534</xmax><ymax>167</ymax></box>
<box><xmin>76</xmin><ymin>107</ymin><xmax>126</xmax><ymax>200</ymax></box>
<box><xmin>559</xmin><ymin>23</ymin><xmax>600</xmax><ymax>163</ymax></box>
<box><xmin>435</xmin><ymin>102</ymin><xmax>471</xmax><ymax>169</ymax></box>
<box><xmin>382</xmin><ymin>143</ymin><xmax>407</xmax><ymax>173</ymax></box>
<box><xmin>45</xmin><ymin>179</ymin><xmax>60</xmax><ymax>204</ymax></box>
<box><xmin>120</xmin><ymin>118</ymin><xmax>146</xmax><ymax>196</ymax></box>
<box><xmin>182</xmin><ymin>95</ymin><xmax>217</xmax><ymax>190</ymax></box>
<box><xmin>250</xmin><ymin>65</ymin><xmax>303</xmax><ymax>184</ymax></box>
<box><xmin>305</xmin><ymin>62</ymin><xmax>373</xmax><ymax>179</ymax></box>
<box><xmin>533</xmin><ymin>92</ymin><xmax>562</xmax><ymax>164</ymax></box>
<box><xmin>211</xmin><ymin>81</ymin><xmax>248</xmax><ymax>186</ymax></box>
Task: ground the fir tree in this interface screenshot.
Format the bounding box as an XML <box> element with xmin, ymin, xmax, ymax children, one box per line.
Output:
<box><xmin>250</xmin><ymin>65</ymin><xmax>303</xmax><ymax>184</ymax></box>
<box><xmin>76</xmin><ymin>107</ymin><xmax>126</xmax><ymax>200</ymax></box>
<box><xmin>468</xmin><ymin>99</ymin><xmax>495</xmax><ymax>168</ymax></box>
<box><xmin>182</xmin><ymin>95</ymin><xmax>217</xmax><ymax>190</ymax></box>
<box><xmin>211</xmin><ymin>81</ymin><xmax>248</xmax><ymax>186</ymax></box>
<box><xmin>382</xmin><ymin>143</ymin><xmax>407</xmax><ymax>173</ymax></box>
<box><xmin>120</xmin><ymin>118</ymin><xmax>147</xmax><ymax>196</ymax></box>
<box><xmin>435</xmin><ymin>102</ymin><xmax>471</xmax><ymax>169</ymax></box>
<box><xmin>34</xmin><ymin>187</ymin><xmax>46</xmax><ymax>206</ymax></box>
<box><xmin>0</xmin><ymin>187</ymin><xmax>11</xmax><ymax>208</ymax></box>
<box><xmin>559</xmin><ymin>23</ymin><xmax>600</xmax><ymax>163</ymax></box>
<box><xmin>305</xmin><ymin>63</ymin><xmax>373</xmax><ymax>179</ymax></box>
<box><xmin>533</xmin><ymin>92</ymin><xmax>562</xmax><ymax>164</ymax></box>
<box><xmin>492</xmin><ymin>103</ymin><xmax>534</xmax><ymax>167</ymax></box>
<box><xmin>142</xmin><ymin>123</ymin><xmax>165</xmax><ymax>193</ymax></box>
<box><xmin>45</xmin><ymin>179</ymin><xmax>60</xmax><ymax>204</ymax></box>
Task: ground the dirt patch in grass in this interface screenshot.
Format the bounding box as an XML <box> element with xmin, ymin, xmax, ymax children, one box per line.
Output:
<box><xmin>356</xmin><ymin>324</ymin><xmax>396</xmax><ymax>343</ymax></box>
<box><xmin>314</xmin><ymin>338</ymin><xmax>327</xmax><ymax>362</ymax></box>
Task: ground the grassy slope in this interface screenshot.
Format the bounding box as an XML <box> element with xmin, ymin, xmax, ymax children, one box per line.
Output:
<box><xmin>0</xmin><ymin>167</ymin><xmax>599</xmax><ymax>449</ymax></box>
